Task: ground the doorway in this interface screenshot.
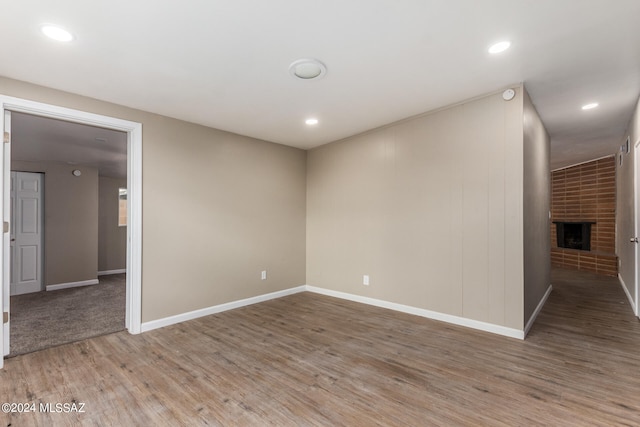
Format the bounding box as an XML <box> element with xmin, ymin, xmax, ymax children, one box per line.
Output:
<box><xmin>0</xmin><ymin>96</ymin><xmax>142</xmax><ymax>368</ymax></box>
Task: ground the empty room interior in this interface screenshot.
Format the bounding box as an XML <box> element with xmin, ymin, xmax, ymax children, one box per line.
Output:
<box><xmin>2</xmin><ymin>1</ymin><xmax>640</xmax><ymax>425</ymax></box>
<box><xmin>8</xmin><ymin>112</ymin><xmax>128</xmax><ymax>356</ymax></box>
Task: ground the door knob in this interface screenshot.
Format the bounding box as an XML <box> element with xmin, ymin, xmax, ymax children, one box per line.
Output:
<box><xmin>10</xmin><ymin>238</ymin><xmax>14</xmax><ymax>242</ymax></box>
<box><xmin>631</xmin><ymin>237</ymin><xmax>639</xmax><ymax>243</ymax></box>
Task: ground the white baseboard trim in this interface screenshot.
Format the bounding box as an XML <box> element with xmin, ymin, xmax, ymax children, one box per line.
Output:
<box><xmin>524</xmin><ymin>284</ymin><xmax>553</xmax><ymax>337</ymax></box>
<box><xmin>46</xmin><ymin>279</ymin><xmax>99</xmax><ymax>291</ymax></box>
<box><xmin>141</xmin><ymin>285</ymin><xmax>307</xmax><ymax>333</ymax></box>
<box><xmin>98</xmin><ymin>269</ymin><xmax>126</xmax><ymax>276</ymax></box>
<box><xmin>139</xmin><ymin>284</ymin><xmax>531</xmax><ymax>339</ymax></box>
<box><xmin>618</xmin><ymin>274</ymin><xmax>637</xmax><ymax>315</ymax></box>
<box><xmin>305</xmin><ymin>286</ymin><xmax>525</xmax><ymax>340</ymax></box>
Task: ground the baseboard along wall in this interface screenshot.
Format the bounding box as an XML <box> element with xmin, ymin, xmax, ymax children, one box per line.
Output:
<box><xmin>524</xmin><ymin>284</ymin><xmax>553</xmax><ymax>337</ymax></box>
<box><xmin>141</xmin><ymin>286</ymin><xmax>307</xmax><ymax>333</ymax></box>
<box><xmin>306</xmin><ymin>286</ymin><xmax>525</xmax><ymax>339</ymax></box>
<box><xmin>46</xmin><ymin>279</ymin><xmax>100</xmax><ymax>292</ymax></box>
<box><xmin>98</xmin><ymin>269</ymin><xmax>126</xmax><ymax>276</ymax></box>
<box><xmin>141</xmin><ymin>284</ymin><xmax>543</xmax><ymax>340</ymax></box>
<box><xmin>618</xmin><ymin>274</ymin><xmax>637</xmax><ymax>315</ymax></box>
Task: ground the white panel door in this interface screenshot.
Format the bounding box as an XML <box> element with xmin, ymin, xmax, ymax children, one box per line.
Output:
<box><xmin>10</xmin><ymin>171</ymin><xmax>43</xmax><ymax>296</ymax></box>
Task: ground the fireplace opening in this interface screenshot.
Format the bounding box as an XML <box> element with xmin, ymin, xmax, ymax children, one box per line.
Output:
<box><xmin>554</xmin><ymin>222</ymin><xmax>594</xmax><ymax>251</ymax></box>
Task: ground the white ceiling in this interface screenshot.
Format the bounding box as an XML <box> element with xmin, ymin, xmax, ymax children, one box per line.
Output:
<box><xmin>11</xmin><ymin>112</ymin><xmax>127</xmax><ymax>178</ymax></box>
<box><xmin>1</xmin><ymin>0</ymin><xmax>639</xmax><ymax>171</ymax></box>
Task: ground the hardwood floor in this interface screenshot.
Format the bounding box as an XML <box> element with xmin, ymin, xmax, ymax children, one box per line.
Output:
<box><xmin>2</xmin><ymin>268</ymin><xmax>640</xmax><ymax>426</ymax></box>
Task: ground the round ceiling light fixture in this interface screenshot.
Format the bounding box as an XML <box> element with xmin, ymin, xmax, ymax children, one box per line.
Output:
<box><xmin>289</xmin><ymin>58</ymin><xmax>327</xmax><ymax>80</ymax></box>
<box><xmin>488</xmin><ymin>41</ymin><xmax>511</xmax><ymax>54</ymax></box>
<box><xmin>582</xmin><ymin>102</ymin><xmax>599</xmax><ymax>110</ymax></box>
<box><xmin>40</xmin><ymin>24</ymin><xmax>74</xmax><ymax>42</ymax></box>
<box><xmin>305</xmin><ymin>118</ymin><xmax>319</xmax><ymax>125</ymax></box>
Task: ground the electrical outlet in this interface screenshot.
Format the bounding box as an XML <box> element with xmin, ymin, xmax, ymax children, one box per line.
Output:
<box><xmin>363</xmin><ymin>275</ymin><xmax>369</xmax><ymax>286</ymax></box>
<box><xmin>261</xmin><ymin>270</ymin><xmax>267</xmax><ymax>280</ymax></box>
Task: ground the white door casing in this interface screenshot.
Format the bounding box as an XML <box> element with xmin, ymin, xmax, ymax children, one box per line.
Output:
<box><xmin>1</xmin><ymin>111</ymin><xmax>10</xmax><ymax>363</ymax></box>
<box><xmin>0</xmin><ymin>96</ymin><xmax>143</xmax><ymax>366</ymax></box>
<box><xmin>10</xmin><ymin>172</ymin><xmax>44</xmax><ymax>296</ymax></box>
<box><xmin>635</xmin><ymin>140</ymin><xmax>640</xmax><ymax>317</ymax></box>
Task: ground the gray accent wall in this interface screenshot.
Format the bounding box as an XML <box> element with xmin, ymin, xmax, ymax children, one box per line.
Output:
<box><xmin>523</xmin><ymin>87</ymin><xmax>551</xmax><ymax>326</ymax></box>
<box><xmin>617</xmin><ymin>95</ymin><xmax>640</xmax><ymax>306</ymax></box>
<box><xmin>98</xmin><ymin>176</ymin><xmax>127</xmax><ymax>272</ymax></box>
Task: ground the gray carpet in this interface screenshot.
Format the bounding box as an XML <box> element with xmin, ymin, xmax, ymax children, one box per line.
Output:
<box><xmin>9</xmin><ymin>274</ymin><xmax>126</xmax><ymax>357</ymax></box>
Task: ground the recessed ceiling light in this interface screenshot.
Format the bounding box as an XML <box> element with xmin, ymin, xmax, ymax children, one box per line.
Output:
<box><xmin>305</xmin><ymin>118</ymin><xmax>319</xmax><ymax>125</ymax></box>
<box><xmin>488</xmin><ymin>41</ymin><xmax>511</xmax><ymax>54</ymax></box>
<box><xmin>289</xmin><ymin>59</ymin><xmax>327</xmax><ymax>80</ymax></box>
<box><xmin>40</xmin><ymin>24</ymin><xmax>74</xmax><ymax>42</ymax></box>
<box><xmin>582</xmin><ymin>102</ymin><xmax>599</xmax><ymax>110</ymax></box>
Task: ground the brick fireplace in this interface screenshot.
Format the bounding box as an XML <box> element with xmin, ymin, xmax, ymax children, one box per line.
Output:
<box><xmin>550</xmin><ymin>156</ymin><xmax>617</xmax><ymax>276</ymax></box>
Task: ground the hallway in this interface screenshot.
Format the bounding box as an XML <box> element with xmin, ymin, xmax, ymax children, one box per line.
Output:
<box><xmin>535</xmin><ymin>268</ymin><xmax>637</xmax><ymax>341</ymax></box>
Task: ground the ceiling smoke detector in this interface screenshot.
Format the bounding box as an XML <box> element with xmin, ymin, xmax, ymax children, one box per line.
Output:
<box><xmin>289</xmin><ymin>59</ymin><xmax>327</xmax><ymax>80</ymax></box>
<box><xmin>502</xmin><ymin>89</ymin><xmax>516</xmax><ymax>101</ymax></box>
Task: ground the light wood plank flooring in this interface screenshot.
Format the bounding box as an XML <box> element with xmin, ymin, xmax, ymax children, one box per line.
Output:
<box><xmin>2</xmin><ymin>268</ymin><xmax>640</xmax><ymax>426</ymax></box>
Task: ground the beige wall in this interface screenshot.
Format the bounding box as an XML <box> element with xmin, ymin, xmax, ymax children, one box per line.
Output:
<box><xmin>1</xmin><ymin>76</ymin><xmax>307</xmax><ymax>323</ymax></box>
<box><xmin>522</xmin><ymin>87</ymin><xmax>551</xmax><ymax>324</ymax></box>
<box><xmin>3</xmin><ymin>75</ymin><xmax>551</xmax><ymax>333</ymax></box>
<box><xmin>617</xmin><ymin>95</ymin><xmax>640</xmax><ymax>304</ymax></box>
<box><xmin>11</xmin><ymin>160</ymin><xmax>98</xmax><ymax>286</ymax></box>
<box><xmin>307</xmin><ymin>88</ymin><xmax>526</xmax><ymax>330</ymax></box>
<box><xmin>98</xmin><ymin>176</ymin><xmax>127</xmax><ymax>272</ymax></box>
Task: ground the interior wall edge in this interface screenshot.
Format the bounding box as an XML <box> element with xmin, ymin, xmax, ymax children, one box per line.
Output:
<box><xmin>615</xmin><ymin>94</ymin><xmax>640</xmax><ymax>308</ymax></box>
<box><xmin>522</xmin><ymin>85</ymin><xmax>551</xmax><ymax>326</ymax></box>
<box><xmin>524</xmin><ymin>284</ymin><xmax>553</xmax><ymax>337</ymax></box>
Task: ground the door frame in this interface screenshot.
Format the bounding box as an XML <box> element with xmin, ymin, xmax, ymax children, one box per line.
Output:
<box><xmin>635</xmin><ymin>138</ymin><xmax>640</xmax><ymax>317</ymax></box>
<box><xmin>0</xmin><ymin>95</ymin><xmax>143</xmax><ymax>365</ymax></box>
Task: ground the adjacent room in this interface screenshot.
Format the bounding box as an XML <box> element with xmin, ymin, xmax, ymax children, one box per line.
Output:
<box><xmin>1</xmin><ymin>0</ymin><xmax>640</xmax><ymax>425</ymax></box>
<box><xmin>8</xmin><ymin>112</ymin><xmax>128</xmax><ymax>355</ymax></box>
